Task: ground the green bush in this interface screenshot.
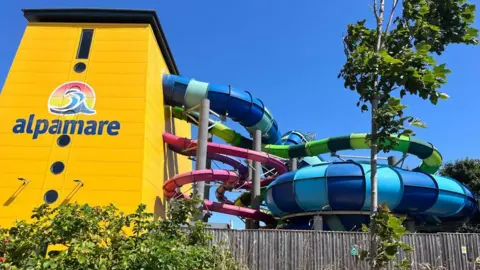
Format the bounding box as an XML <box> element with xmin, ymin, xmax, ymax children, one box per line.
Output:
<box><xmin>0</xmin><ymin>198</ymin><xmax>244</xmax><ymax>270</ymax></box>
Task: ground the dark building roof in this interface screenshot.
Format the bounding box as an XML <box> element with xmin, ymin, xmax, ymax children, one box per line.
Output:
<box><xmin>22</xmin><ymin>8</ymin><xmax>179</xmax><ymax>75</ymax></box>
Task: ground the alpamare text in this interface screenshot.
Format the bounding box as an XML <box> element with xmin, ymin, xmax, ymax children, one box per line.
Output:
<box><xmin>13</xmin><ymin>114</ymin><xmax>121</xmax><ymax>139</ymax></box>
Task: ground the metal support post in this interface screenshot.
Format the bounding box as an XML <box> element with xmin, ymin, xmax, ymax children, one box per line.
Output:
<box><xmin>246</xmin><ymin>160</ymin><xmax>253</xmax><ymax>229</ymax></box>
<box><xmin>388</xmin><ymin>156</ymin><xmax>397</xmax><ymax>166</ymax></box>
<box><xmin>290</xmin><ymin>158</ymin><xmax>298</xmax><ymax>171</ymax></box>
<box><xmin>313</xmin><ymin>216</ymin><xmax>323</xmax><ymax>230</ymax></box>
<box><xmin>250</xmin><ymin>129</ymin><xmax>262</xmax><ymax>229</ymax></box>
<box><xmin>194</xmin><ymin>99</ymin><xmax>210</xmax><ymax>220</ymax></box>
<box><xmin>406</xmin><ymin>219</ymin><xmax>416</xmax><ymax>233</ymax></box>
<box><xmin>202</xmin><ymin>133</ymin><xmax>213</xmax><ymax>222</ymax></box>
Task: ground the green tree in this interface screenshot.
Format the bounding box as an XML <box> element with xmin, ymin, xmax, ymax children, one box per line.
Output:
<box><xmin>338</xmin><ymin>0</ymin><xmax>478</xmax><ymax>263</ymax></box>
<box><xmin>440</xmin><ymin>158</ymin><xmax>480</xmax><ymax>233</ymax></box>
<box><xmin>440</xmin><ymin>158</ymin><xmax>480</xmax><ymax>194</ymax></box>
<box><xmin>0</xmin><ymin>198</ymin><xmax>243</xmax><ymax>270</ymax></box>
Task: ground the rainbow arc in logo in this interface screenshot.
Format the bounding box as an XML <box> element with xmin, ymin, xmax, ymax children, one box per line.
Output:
<box><xmin>48</xmin><ymin>81</ymin><xmax>96</xmax><ymax>116</ymax></box>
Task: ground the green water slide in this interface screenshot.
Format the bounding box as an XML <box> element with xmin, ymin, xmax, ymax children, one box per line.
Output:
<box><xmin>172</xmin><ymin>107</ymin><xmax>442</xmax><ymax>174</ymax></box>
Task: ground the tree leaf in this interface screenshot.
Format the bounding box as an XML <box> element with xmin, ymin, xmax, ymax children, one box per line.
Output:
<box><xmin>385</xmin><ymin>244</ymin><xmax>398</xmax><ymax>256</ymax></box>
<box><xmin>400</xmin><ymin>129</ymin><xmax>414</xmax><ymax>137</ymax></box>
<box><xmin>409</xmin><ymin>118</ymin><xmax>427</xmax><ymax>128</ymax></box>
<box><xmin>368</xmin><ymin>54</ymin><xmax>381</xmax><ymax>66</ymax></box>
<box><xmin>427</xmin><ymin>24</ymin><xmax>440</xmax><ymax>32</ymax></box>
<box><xmin>419</xmin><ymin>5</ymin><xmax>429</xmax><ymax>16</ymax></box>
<box><xmin>467</xmin><ymin>27</ymin><xmax>479</xmax><ymax>38</ymax></box>
<box><xmin>422</xmin><ymin>73</ymin><xmax>435</xmax><ymax>83</ymax></box>
<box><xmin>379</xmin><ymin>50</ymin><xmax>403</xmax><ymax>64</ymax></box>
<box><xmin>433</xmin><ymin>64</ymin><xmax>451</xmax><ymax>76</ymax></box>
<box><xmin>438</xmin><ymin>92</ymin><xmax>450</xmax><ymax>100</ymax></box>
<box><xmin>415</xmin><ymin>41</ymin><xmax>432</xmax><ymax>54</ymax></box>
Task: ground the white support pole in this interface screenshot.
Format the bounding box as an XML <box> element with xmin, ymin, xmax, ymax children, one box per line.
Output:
<box><xmin>202</xmin><ymin>133</ymin><xmax>213</xmax><ymax>222</ymax></box>
<box><xmin>290</xmin><ymin>158</ymin><xmax>298</xmax><ymax>171</ymax></box>
<box><xmin>246</xmin><ymin>160</ymin><xmax>253</xmax><ymax>229</ymax></box>
<box><xmin>250</xmin><ymin>129</ymin><xmax>262</xmax><ymax>229</ymax></box>
<box><xmin>313</xmin><ymin>216</ymin><xmax>323</xmax><ymax>230</ymax></box>
<box><xmin>193</xmin><ymin>99</ymin><xmax>210</xmax><ymax>220</ymax></box>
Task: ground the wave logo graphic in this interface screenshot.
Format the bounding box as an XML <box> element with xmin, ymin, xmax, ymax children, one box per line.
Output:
<box><xmin>48</xmin><ymin>81</ymin><xmax>96</xmax><ymax>116</ymax></box>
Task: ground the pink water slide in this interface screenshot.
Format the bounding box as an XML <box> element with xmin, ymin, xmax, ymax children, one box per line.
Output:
<box><xmin>162</xmin><ymin>133</ymin><xmax>288</xmax><ymax>226</ymax></box>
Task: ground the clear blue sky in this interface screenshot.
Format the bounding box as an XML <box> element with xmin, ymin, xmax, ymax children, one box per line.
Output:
<box><xmin>1</xmin><ymin>1</ymin><xmax>479</xmax><ymax>228</ymax></box>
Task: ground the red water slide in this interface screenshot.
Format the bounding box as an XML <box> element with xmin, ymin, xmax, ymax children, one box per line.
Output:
<box><xmin>162</xmin><ymin>133</ymin><xmax>288</xmax><ymax>227</ymax></box>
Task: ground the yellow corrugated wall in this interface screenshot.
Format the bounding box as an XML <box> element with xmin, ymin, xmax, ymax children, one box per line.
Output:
<box><xmin>0</xmin><ymin>22</ymin><xmax>191</xmax><ymax>227</ymax></box>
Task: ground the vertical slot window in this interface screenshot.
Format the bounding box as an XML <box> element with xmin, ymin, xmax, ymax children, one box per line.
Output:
<box><xmin>77</xmin><ymin>29</ymin><xmax>94</xmax><ymax>59</ymax></box>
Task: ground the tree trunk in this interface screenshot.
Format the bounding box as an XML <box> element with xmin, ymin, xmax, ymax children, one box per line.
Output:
<box><xmin>370</xmin><ymin>99</ymin><xmax>379</xmax><ymax>214</ymax></box>
<box><xmin>370</xmin><ymin>97</ymin><xmax>379</xmax><ymax>267</ymax></box>
<box><xmin>370</xmin><ymin>0</ymin><xmax>384</xmax><ymax>267</ymax></box>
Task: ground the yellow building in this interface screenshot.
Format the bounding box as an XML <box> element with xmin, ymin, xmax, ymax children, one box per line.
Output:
<box><xmin>0</xmin><ymin>9</ymin><xmax>191</xmax><ymax>227</ymax></box>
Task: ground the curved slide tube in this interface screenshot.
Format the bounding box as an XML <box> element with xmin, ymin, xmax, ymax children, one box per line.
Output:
<box><xmin>234</xmin><ymin>188</ymin><xmax>267</xmax><ymax>207</ymax></box>
<box><xmin>171</xmin><ymin>106</ymin><xmax>257</xmax><ymax>149</ymax></box>
<box><xmin>266</xmin><ymin>161</ymin><xmax>478</xmax><ymax>230</ymax></box>
<box><xmin>168</xmin><ymin>145</ymin><xmax>249</xmax><ymax>203</ymax></box>
<box><xmin>168</xmin><ymin>145</ymin><xmax>249</xmax><ymax>177</ymax></box>
<box><xmin>280</xmin><ymin>130</ymin><xmax>324</xmax><ymax>168</ymax></box>
<box><xmin>164</xmin><ymin>132</ymin><xmax>286</xmax><ymax>190</ymax></box>
<box><xmin>263</xmin><ymin>134</ymin><xmax>442</xmax><ymax>174</ymax></box>
<box><xmin>163</xmin><ymin>74</ymin><xmax>282</xmax><ymax>144</ymax></box>
<box><xmin>171</xmin><ymin>108</ymin><xmax>325</xmax><ymax>206</ymax></box>
<box><xmin>171</xmin><ymin>107</ymin><xmax>442</xmax><ymax>174</ymax></box>
<box><xmin>163</xmin><ymin>133</ymin><xmax>288</xmax><ymax>175</ymax></box>
<box><xmin>203</xmin><ymin>200</ymin><xmax>277</xmax><ymax>226</ymax></box>
<box><xmin>168</xmin><ymin>144</ymin><xmax>251</xmax><ymax>203</ymax></box>
<box><xmin>163</xmin><ymin>133</ymin><xmax>287</xmax><ymax>225</ymax></box>
<box><xmin>168</xmin><ymin>143</ymin><xmax>276</xmax><ymax>203</ymax></box>
<box><xmin>164</xmin><ymin>170</ymin><xmax>276</xmax><ymax>226</ymax></box>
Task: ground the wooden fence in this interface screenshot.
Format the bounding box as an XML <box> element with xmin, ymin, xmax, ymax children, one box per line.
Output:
<box><xmin>207</xmin><ymin>229</ymin><xmax>480</xmax><ymax>270</ymax></box>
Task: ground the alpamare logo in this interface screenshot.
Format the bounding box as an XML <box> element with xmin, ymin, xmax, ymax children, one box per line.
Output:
<box><xmin>13</xmin><ymin>81</ymin><xmax>121</xmax><ymax>139</ymax></box>
<box><xmin>48</xmin><ymin>81</ymin><xmax>97</xmax><ymax>116</ymax></box>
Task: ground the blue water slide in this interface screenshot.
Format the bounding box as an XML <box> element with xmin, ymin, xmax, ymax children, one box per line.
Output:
<box><xmin>162</xmin><ymin>74</ymin><xmax>282</xmax><ymax>144</ymax></box>
<box><xmin>266</xmin><ymin>161</ymin><xmax>478</xmax><ymax>230</ymax></box>
<box><xmin>281</xmin><ymin>131</ymin><xmax>324</xmax><ymax>168</ymax></box>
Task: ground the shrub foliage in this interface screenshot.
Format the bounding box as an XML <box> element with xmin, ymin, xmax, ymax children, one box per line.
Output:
<box><xmin>0</xmin><ymin>198</ymin><xmax>243</xmax><ymax>270</ymax></box>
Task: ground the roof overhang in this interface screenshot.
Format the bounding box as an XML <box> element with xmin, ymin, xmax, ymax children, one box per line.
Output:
<box><xmin>23</xmin><ymin>8</ymin><xmax>179</xmax><ymax>75</ymax></box>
